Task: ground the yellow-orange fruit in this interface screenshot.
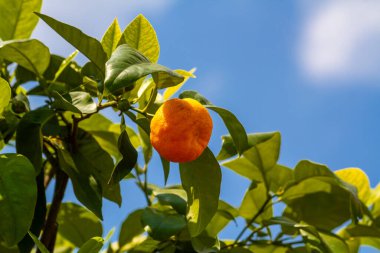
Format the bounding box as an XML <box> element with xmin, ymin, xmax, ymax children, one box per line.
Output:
<box><xmin>150</xmin><ymin>98</ymin><xmax>213</xmax><ymax>163</ymax></box>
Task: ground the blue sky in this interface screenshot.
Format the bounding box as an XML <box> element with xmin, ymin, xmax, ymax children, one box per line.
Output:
<box><xmin>7</xmin><ymin>0</ymin><xmax>380</xmax><ymax>252</ymax></box>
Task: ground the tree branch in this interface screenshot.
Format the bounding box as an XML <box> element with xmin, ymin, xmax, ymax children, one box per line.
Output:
<box><xmin>37</xmin><ymin>169</ymin><xmax>68</xmax><ymax>253</ymax></box>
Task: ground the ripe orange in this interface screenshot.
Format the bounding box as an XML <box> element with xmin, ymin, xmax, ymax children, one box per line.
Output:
<box><xmin>150</xmin><ymin>98</ymin><xmax>213</xmax><ymax>163</ymax></box>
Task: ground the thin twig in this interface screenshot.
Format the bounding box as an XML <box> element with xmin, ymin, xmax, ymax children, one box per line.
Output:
<box><xmin>134</xmin><ymin>166</ymin><xmax>152</xmax><ymax>206</ymax></box>
<box><xmin>234</xmin><ymin>194</ymin><xmax>272</xmax><ymax>245</ymax></box>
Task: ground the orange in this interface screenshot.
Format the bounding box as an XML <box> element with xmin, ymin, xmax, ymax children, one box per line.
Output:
<box><xmin>150</xmin><ymin>98</ymin><xmax>213</xmax><ymax>163</ymax></box>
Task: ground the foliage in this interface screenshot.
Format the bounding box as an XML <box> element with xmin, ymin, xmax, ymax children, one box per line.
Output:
<box><xmin>0</xmin><ymin>0</ymin><xmax>380</xmax><ymax>252</ymax></box>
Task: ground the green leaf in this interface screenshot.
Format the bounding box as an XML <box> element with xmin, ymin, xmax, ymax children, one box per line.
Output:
<box><xmin>101</xmin><ymin>18</ymin><xmax>122</xmax><ymax>59</ymax></box>
<box><xmin>77</xmin><ymin>237</ymin><xmax>104</xmax><ymax>253</ymax></box>
<box><xmin>179</xmin><ymin>90</ymin><xmax>212</xmax><ymax>105</ymax></box>
<box><xmin>319</xmin><ymin>232</ymin><xmax>350</xmax><ymax>253</ymax></box>
<box><xmin>242</xmin><ymin>132</ymin><xmax>281</xmax><ymax>174</ymax></box>
<box><xmin>361</xmin><ymin>237</ymin><xmax>380</xmax><ymax>250</ymax></box>
<box><xmin>191</xmin><ymin>231</ymin><xmax>220</xmax><ymax>253</ymax></box>
<box><xmin>0</xmin><ymin>243</ymin><xmax>19</xmax><ymax>253</ymax></box>
<box><xmin>217</xmin><ymin>132</ymin><xmax>281</xmax><ymax>161</ymax></box>
<box><xmin>216</xmin><ymin>135</ymin><xmax>238</xmax><ymax>161</ymax></box>
<box><xmin>222</xmin><ymin>154</ymin><xmax>262</xmax><ymax>180</ymax></box>
<box><xmin>0</xmin><ymin>154</ymin><xmax>37</xmax><ymax>246</ymax></box>
<box><xmin>72</xmin><ymin>129</ymin><xmax>121</xmax><ymax>206</ymax></box>
<box><xmin>109</xmin><ymin>129</ymin><xmax>138</xmax><ymax>184</ymax></box>
<box><xmin>346</xmin><ymin>225</ymin><xmax>380</xmax><ymax>238</ymax></box>
<box><xmin>249</xmin><ymin>244</ymin><xmax>288</xmax><ymax>253</ymax></box>
<box><xmin>294</xmin><ymin>160</ymin><xmax>336</xmax><ymax>181</ymax></box>
<box><xmin>163</xmin><ymin>69</ymin><xmax>196</xmax><ymax>100</ymax></box>
<box><xmin>16</xmin><ymin>109</ymin><xmax>55</xmax><ymax>173</ymax></box>
<box><xmin>54</xmin><ymin>234</ymin><xmax>75</xmax><ymax>253</ymax></box>
<box><xmin>180</xmin><ymin>148</ymin><xmax>222</xmax><ymax>236</ymax></box>
<box><xmin>11</xmin><ymin>93</ymin><xmax>30</xmax><ymax>114</ymax></box>
<box><xmin>0</xmin><ymin>0</ymin><xmax>42</xmax><ymax>40</ymax></box>
<box><xmin>153</xmin><ymin>188</ymin><xmax>188</xmax><ymax>215</ymax></box>
<box><xmin>52</xmin><ymin>91</ymin><xmax>97</xmax><ymax>114</ymax></box>
<box><xmin>56</xmin><ymin>203</ymin><xmax>102</xmax><ymax>248</ymax></box>
<box><xmin>240</xmin><ymin>182</ymin><xmax>272</xmax><ymax>222</ymax></box>
<box><xmin>35</xmin><ymin>12</ymin><xmax>107</xmax><ymax>73</ymax></box>
<box><xmin>207</xmin><ymin>106</ymin><xmax>249</xmax><ymax>155</ymax></box>
<box><xmin>285</xmin><ymin>160</ymin><xmax>363</xmax><ymax>223</ymax></box>
<box><xmin>141</xmin><ymin>207</ymin><xmax>187</xmax><ymax>241</ymax></box>
<box><xmin>119</xmin><ymin>209</ymin><xmax>144</xmax><ymax>248</ymax></box>
<box><xmin>222</xmin><ymin>132</ymin><xmax>281</xmax><ymax>184</ymax></box>
<box><xmin>128</xmin><ymin>238</ymin><xmax>160</xmax><ymax>253</ymax></box>
<box><xmin>0</xmin><ymin>39</ymin><xmax>50</xmax><ymax>76</ymax></box>
<box><xmin>18</xmin><ymin>171</ymin><xmax>47</xmax><ymax>253</ymax></box>
<box><xmin>160</xmin><ymin>156</ymin><xmax>170</xmax><ymax>185</ymax></box>
<box><xmin>118</xmin><ymin>14</ymin><xmax>160</xmax><ymax>63</ymax></box>
<box><xmin>28</xmin><ymin>231</ymin><xmax>49</xmax><ymax>253</ymax></box>
<box><xmin>53</xmin><ymin>50</ymin><xmax>79</xmax><ymax>82</ymax></box>
<box><xmin>335</xmin><ymin>168</ymin><xmax>371</xmax><ymax>205</ymax></box>
<box><xmin>205</xmin><ymin>200</ymin><xmax>239</xmax><ymax>237</ymax></box>
<box><xmin>283</xmin><ymin>187</ymin><xmax>353</xmax><ymax>230</ymax></box>
<box><xmin>44</xmin><ymin>54</ymin><xmax>82</xmax><ymax>89</ymax></box>
<box><xmin>266</xmin><ymin>164</ymin><xmax>293</xmax><ymax>194</ymax></box>
<box><xmin>56</xmin><ymin>148</ymin><xmax>103</xmax><ymax>219</ymax></box>
<box><xmin>0</xmin><ymin>78</ymin><xmax>11</xmax><ymax>116</ymax></box>
<box><xmin>104</xmin><ymin>45</ymin><xmax>183</xmax><ymax>93</ymax></box>
<box><xmin>78</xmin><ymin>113</ymin><xmax>138</xmax><ymax>158</ymax></box>
<box><xmin>126</xmin><ymin>113</ymin><xmax>151</xmax><ymax>164</ymax></box>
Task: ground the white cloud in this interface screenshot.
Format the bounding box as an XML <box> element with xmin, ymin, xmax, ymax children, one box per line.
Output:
<box><xmin>32</xmin><ymin>0</ymin><xmax>175</xmax><ymax>60</ymax></box>
<box><xmin>298</xmin><ymin>1</ymin><xmax>380</xmax><ymax>82</ymax></box>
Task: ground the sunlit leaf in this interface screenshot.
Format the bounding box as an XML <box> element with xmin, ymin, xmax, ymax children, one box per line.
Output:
<box><xmin>53</xmin><ymin>50</ymin><xmax>79</xmax><ymax>82</ymax></box>
<box><xmin>0</xmin><ymin>39</ymin><xmax>50</xmax><ymax>76</ymax></box>
<box><xmin>163</xmin><ymin>69</ymin><xmax>196</xmax><ymax>100</ymax></box>
<box><xmin>240</xmin><ymin>181</ymin><xmax>272</xmax><ymax>222</ymax></box>
<box><xmin>205</xmin><ymin>200</ymin><xmax>239</xmax><ymax>237</ymax></box>
<box><xmin>0</xmin><ymin>78</ymin><xmax>11</xmax><ymax>117</ymax></box>
<box><xmin>335</xmin><ymin>167</ymin><xmax>371</xmax><ymax>205</ymax></box>
<box><xmin>118</xmin><ymin>14</ymin><xmax>160</xmax><ymax>63</ymax></box>
<box><xmin>27</xmin><ymin>231</ymin><xmax>49</xmax><ymax>253</ymax></box>
<box><xmin>101</xmin><ymin>18</ymin><xmax>122</xmax><ymax>59</ymax></box>
<box><xmin>119</xmin><ymin>209</ymin><xmax>144</xmax><ymax>249</ymax></box>
<box><xmin>77</xmin><ymin>237</ymin><xmax>104</xmax><ymax>253</ymax></box>
<box><xmin>57</xmin><ymin>203</ymin><xmax>102</xmax><ymax>248</ymax></box>
<box><xmin>0</xmin><ymin>0</ymin><xmax>42</xmax><ymax>40</ymax></box>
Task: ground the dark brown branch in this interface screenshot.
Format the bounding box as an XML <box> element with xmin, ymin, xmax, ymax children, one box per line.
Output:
<box><xmin>38</xmin><ymin>169</ymin><xmax>68</xmax><ymax>253</ymax></box>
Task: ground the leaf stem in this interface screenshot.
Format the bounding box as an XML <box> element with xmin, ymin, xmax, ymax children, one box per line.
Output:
<box><xmin>130</xmin><ymin>106</ymin><xmax>154</xmax><ymax>118</ymax></box>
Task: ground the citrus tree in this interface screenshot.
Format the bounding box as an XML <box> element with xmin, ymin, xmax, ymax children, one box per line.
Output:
<box><xmin>1</xmin><ymin>1</ymin><xmax>380</xmax><ymax>253</ymax></box>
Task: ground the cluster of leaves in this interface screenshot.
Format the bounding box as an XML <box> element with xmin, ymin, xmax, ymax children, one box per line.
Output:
<box><xmin>0</xmin><ymin>0</ymin><xmax>380</xmax><ymax>253</ymax></box>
